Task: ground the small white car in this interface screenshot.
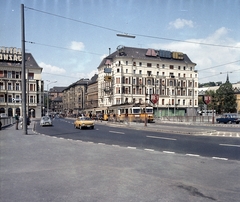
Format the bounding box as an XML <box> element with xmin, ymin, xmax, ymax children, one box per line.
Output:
<box><xmin>40</xmin><ymin>116</ymin><xmax>52</xmax><ymax>126</ymax></box>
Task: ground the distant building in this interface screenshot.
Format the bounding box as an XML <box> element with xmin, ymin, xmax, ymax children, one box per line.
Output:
<box><xmin>48</xmin><ymin>86</ymin><xmax>66</xmax><ymax>114</ymax></box>
<box><xmin>0</xmin><ymin>46</ymin><xmax>43</xmax><ymax>118</ymax></box>
<box><xmin>62</xmin><ymin>78</ymin><xmax>89</xmax><ymax>116</ymax></box>
<box><xmin>198</xmin><ymin>82</ymin><xmax>240</xmax><ymax>113</ymax></box>
<box><xmin>85</xmin><ymin>74</ymin><xmax>98</xmax><ymax>110</ymax></box>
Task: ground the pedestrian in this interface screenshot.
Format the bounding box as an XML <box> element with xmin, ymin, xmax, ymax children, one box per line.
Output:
<box><xmin>0</xmin><ymin>118</ymin><xmax>2</xmax><ymax>130</ymax></box>
<box><xmin>125</xmin><ymin>112</ymin><xmax>129</xmax><ymax>125</ymax></box>
<box><xmin>15</xmin><ymin>114</ymin><xmax>19</xmax><ymax>130</ymax></box>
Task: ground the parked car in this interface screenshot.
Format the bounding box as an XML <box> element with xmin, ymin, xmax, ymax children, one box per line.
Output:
<box><xmin>216</xmin><ymin>113</ymin><xmax>240</xmax><ymax>124</ymax></box>
<box><xmin>40</xmin><ymin>116</ymin><xmax>53</xmax><ymax>126</ymax></box>
<box><xmin>74</xmin><ymin>117</ymin><xmax>94</xmax><ymax>129</ymax></box>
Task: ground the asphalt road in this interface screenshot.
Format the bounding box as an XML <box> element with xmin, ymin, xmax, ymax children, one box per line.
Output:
<box><xmin>1</xmin><ymin>121</ymin><xmax>240</xmax><ymax>202</ymax></box>
<box><xmin>35</xmin><ymin>118</ymin><xmax>240</xmax><ymax>161</ymax></box>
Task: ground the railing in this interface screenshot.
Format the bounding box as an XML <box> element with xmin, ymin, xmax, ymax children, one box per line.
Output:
<box><xmin>0</xmin><ymin>117</ymin><xmax>15</xmax><ymax>128</ymax></box>
<box><xmin>156</xmin><ymin>116</ymin><xmax>217</xmax><ymax>123</ymax></box>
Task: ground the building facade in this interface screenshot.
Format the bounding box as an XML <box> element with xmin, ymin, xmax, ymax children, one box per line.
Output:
<box><xmin>85</xmin><ymin>74</ymin><xmax>98</xmax><ymax>110</ymax></box>
<box><xmin>62</xmin><ymin>78</ymin><xmax>89</xmax><ymax>116</ymax></box>
<box><xmin>198</xmin><ymin>82</ymin><xmax>240</xmax><ymax>113</ymax></box>
<box><xmin>98</xmin><ymin>46</ymin><xmax>198</xmax><ymax>116</ymax></box>
<box><xmin>48</xmin><ymin>86</ymin><xmax>66</xmax><ymax>114</ymax></box>
<box><xmin>0</xmin><ymin>46</ymin><xmax>43</xmax><ymax>118</ymax></box>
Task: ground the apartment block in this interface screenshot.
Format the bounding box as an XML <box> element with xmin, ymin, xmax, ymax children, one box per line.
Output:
<box><xmin>0</xmin><ymin>46</ymin><xmax>43</xmax><ymax>118</ymax></box>
<box><xmin>97</xmin><ymin>46</ymin><xmax>198</xmax><ymax>116</ymax></box>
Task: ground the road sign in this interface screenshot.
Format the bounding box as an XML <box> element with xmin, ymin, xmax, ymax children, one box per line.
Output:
<box><xmin>150</xmin><ymin>94</ymin><xmax>159</xmax><ymax>104</ymax></box>
<box><xmin>12</xmin><ymin>98</ymin><xmax>22</xmax><ymax>102</ymax></box>
<box><xmin>204</xmin><ymin>95</ymin><xmax>211</xmax><ymax>105</ymax></box>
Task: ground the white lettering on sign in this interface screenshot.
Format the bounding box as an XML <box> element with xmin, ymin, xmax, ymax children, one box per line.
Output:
<box><xmin>0</xmin><ymin>46</ymin><xmax>22</xmax><ymax>62</ymax></box>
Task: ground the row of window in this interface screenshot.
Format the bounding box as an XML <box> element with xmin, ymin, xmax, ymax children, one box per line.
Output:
<box><xmin>115</xmin><ymin>77</ymin><xmax>198</xmax><ymax>87</ymax></box>
<box><xmin>114</xmin><ymin>98</ymin><xmax>197</xmax><ymax>106</ymax></box>
<box><xmin>0</xmin><ymin>95</ymin><xmax>36</xmax><ymax>103</ymax></box>
<box><xmin>115</xmin><ymin>87</ymin><xmax>197</xmax><ymax>96</ymax></box>
<box><xmin>115</xmin><ymin>68</ymin><xmax>197</xmax><ymax>77</ymax></box>
<box><xmin>0</xmin><ymin>82</ymin><xmax>36</xmax><ymax>91</ymax></box>
<box><xmin>118</xmin><ymin>61</ymin><xmax>194</xmax><ymax>71</ymax></box>
<box><xmin>0</xmin><ymin>71</ymin><xmax>34</xmax><ymax>79</ymax></box>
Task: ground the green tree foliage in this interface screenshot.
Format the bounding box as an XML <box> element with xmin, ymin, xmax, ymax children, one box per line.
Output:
<box><xmin>216</xmin><ymin>80</ymin><xmax>237</xmax><ymax>113</ymax></box>
<box><xmin>199</xmin><ymin>81</ymin><xmax>222</xmax><ymax>88</ymax></box>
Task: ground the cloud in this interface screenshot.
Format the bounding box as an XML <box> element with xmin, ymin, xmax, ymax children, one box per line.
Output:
<box><xmin>149</xmin><ymin>27</ymin><xmax>240</xmax><ymax>83</ymax></box>
<box><xmin>69</xmin><ymin>41</ymin><xmax>85</xmax><ymax>51</ymax></box>
<box><xmin>169</xmin><ymin>18</ymin><xmax>194</xmax><ymax>29</ymax></box>
<box><xmin>39</xmin><ymin>62</ymin><xmax>66</xmax><ymax>74</ymax></box>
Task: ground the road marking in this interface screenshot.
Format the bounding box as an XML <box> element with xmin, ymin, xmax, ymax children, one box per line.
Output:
<box><xmin>163</xmin><ymin>151</ymin><xmax>175</xmax><ymax>154</ymax></box>
<box><xmin>127</xmin><ymin>146</ymin><xmax>136</xmax><ymax>149</ymax></box>
<box><xmin>109</xmin><ymin>131</ymin><xmax>125</xmax><ymax>134</ymax></box>
<box><xmin>144</xmin><ymin>148</ymin><xmax>154</xmax><ymax>152</ymax></box>
<box><xmin>212</xmin><ymin>157</ymin><xmax>228</xmax><ymax>161</ymax></box>
<box><xmin>219</xmin><ymin>144</ymin><xmax>240</xmax><ymax>148</ymax></box>
<box><xmin>186</xmin><ymin>154</ymin><xmax>200</xmax><ymax>157</ymax></box>
<box><xmin>147</xmin><ymin>135</ymin><xmax>177</xmax><ymax>141</ymax></box>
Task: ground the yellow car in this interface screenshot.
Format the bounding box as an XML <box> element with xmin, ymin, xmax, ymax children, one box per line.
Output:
<box><xmin>74</xmin><ymin>117</ymin><xmax>94</xmax><ymax>129</ymax></box>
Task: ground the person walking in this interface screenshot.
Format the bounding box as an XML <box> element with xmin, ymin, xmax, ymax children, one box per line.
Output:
<box><xmin>15</xmin><ymin>114</ymin><xmax>19</xmax><ymax>130</ymax></box>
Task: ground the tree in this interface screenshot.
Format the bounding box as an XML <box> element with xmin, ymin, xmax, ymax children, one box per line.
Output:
<box><xmin>215</xmin><ymin>77</ymin><xmax>237</xmax><ymax>114</ymax></box>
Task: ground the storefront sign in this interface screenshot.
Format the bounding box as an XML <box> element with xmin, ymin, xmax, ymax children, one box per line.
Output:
<box><xmin>0</xmin><ymin>47</ymin><xmax>22</xmax><ymax>62</ymax></box>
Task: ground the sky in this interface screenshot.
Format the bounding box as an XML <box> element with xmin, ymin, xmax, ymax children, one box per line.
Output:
<box><xmin>1</xmin><ymin>0</ymin><xmax>240</xmax><ymax>89</ymax></box>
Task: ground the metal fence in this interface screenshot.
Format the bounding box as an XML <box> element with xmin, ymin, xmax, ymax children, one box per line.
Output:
<box><xmin>0</xmin><ymin>117</ymin><xmax>15</xmax><ymax>128</ymax></box>
<box><xmin>156</xmin><ymin>115</ymin><xmax>216</xmax><ymax>123</ymax></box>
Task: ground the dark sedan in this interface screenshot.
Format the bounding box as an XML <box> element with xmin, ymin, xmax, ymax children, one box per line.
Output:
<box><xmin>216</xmin><ymin>113</ymin><xmax>240</xmax><ymax>124</ymax></box>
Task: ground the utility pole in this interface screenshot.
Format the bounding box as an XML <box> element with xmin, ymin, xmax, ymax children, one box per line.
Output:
<box><xmin>21</xmin><ymin>4</ymin><xmax>27</xmax><ymax>135</ymax></box>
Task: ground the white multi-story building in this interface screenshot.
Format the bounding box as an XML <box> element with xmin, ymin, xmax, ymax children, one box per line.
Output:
<box><xmin>0</xmin><ymin>46</ymin><xmax>43</xmax><ymax>118</ymax></box>
<box><xmin>98</xmin><ymin>46</ymin><xmax>198</xmax><ymax>116</ymax></box>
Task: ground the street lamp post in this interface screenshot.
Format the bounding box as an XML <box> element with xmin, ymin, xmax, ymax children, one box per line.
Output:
<box><xmin>145</xmin><ymin>92</ymin><xmax>147</xmax><ymax>127</ymax></box>
<box><xmin>46</xmin><ymin>80</ymin><xmax>57</xmax><ymax>116</ymax></box>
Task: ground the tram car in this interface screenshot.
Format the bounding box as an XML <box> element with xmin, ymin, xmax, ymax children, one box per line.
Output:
<box><xmin>107</xmin><ymin>104</ymin><xmax>154</xmax><ymax>123</ymax></box>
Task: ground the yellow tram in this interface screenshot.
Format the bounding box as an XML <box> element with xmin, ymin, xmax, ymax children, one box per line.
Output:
<box><xmin>107</xmin><ymin>104</ymin><xmax>154</xmax><ymax>123</ymax></box>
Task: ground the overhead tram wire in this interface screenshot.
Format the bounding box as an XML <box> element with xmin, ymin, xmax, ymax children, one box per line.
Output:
<box><xmin>130</xmin><ymin>33</ymin><xmax>240</xmax><ymax>49</ymax></box>
<box><xmin>198</xmin><ymin>60</ymin><xmax>240</xmax><ymax>71</ymax></box>
<box><xmin>199</xmin><ymin>69</ymin><xmax>240</xmax><ymax>81</ymax></box>
<box><xmin>24</xmin><ymin>6</ymin><xmax>121</xmax><ymax>33</ymax></box>
<box><xmin>25</xmin><ymin>41</ymin><xmax>102</xmax><ymax>56</ymax></box>
<box><xmin>42</xmin><ymin>72</ymin><xmax>81</xmax><ymax>79</ymax></box>
<box><xmin>24</xmin><ymin>6</ymin><xmax>240</xmax><ymax>49</ymax></box>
